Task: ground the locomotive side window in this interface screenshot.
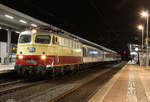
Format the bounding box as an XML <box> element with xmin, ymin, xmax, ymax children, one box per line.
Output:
<box><xmin>55</xmin><ymin>37</ymin><xmax>58</xmax><ymax>43</ymax></box>
<box><xmin>56</xmin><ymin>37</ymin><xmax>59</xmax><ymax>45</ymax></box>
<box><xmin>19</xmin><ymin>35</ymin><xmax>31</xmax><ymax>43</ymax></box>
<box><xmin>35</xmin><ymin>35</ymin><xmax>50</xmax><ymax>44</ymax></box>
<box><xmin>73</xmin><ymin>41</ymin><xmax>75</xmax><ymax>48</ymax></box>
<box><xmin>52</xmin><ymin>36</ymin><xmax>59</xmax><ymax>45</ymax></box>
<box><xmin>61</xmin><ymin>38</ymin><xmax>65</xmax><ymax>46</ymax></box>
<box><xmin>68</xmin><ymin>40</ymin><xmax>70</xmax><ymax>47</ymax></box>
<box><xmin>59</xmin><ymin>37</ymin><xmax>62</xmax><ymax>46</ymax></box>
<box><xmin>72</xmin><ymin>41</ymin><xmax>74</xmax><ymax>48</ymax></box>
<box><xmin>52</xmin><ymin>36</ymin><xmax>55</xmax><ymax>44</ymax></box>
<box><xmin>64</xmin><ymin>38</ymin><xmax>69</xmax><ymax>47</ymax></box>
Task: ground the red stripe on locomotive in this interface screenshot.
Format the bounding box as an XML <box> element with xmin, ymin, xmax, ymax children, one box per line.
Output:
<box><xmin>16</xmin><ymin>55</ymin><xmax>83</xmax><ymax>66</ymax></box>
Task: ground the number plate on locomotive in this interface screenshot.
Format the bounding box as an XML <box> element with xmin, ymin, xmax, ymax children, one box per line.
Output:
<box><xmin>26</xmin><ymin>60</ymin><xmax>37</xmax><ymax>64</ymax></box>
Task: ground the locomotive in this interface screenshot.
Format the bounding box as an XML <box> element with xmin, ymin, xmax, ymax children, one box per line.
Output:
<box><xmin>15</xmin><ymin>28</ymin><xmax>121</xmax><ymax>77</ymax></box>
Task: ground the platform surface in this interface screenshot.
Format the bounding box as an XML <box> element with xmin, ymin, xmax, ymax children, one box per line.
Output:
<box><xmin>88</xmin><ymin>64</ymin><xmax>150</xmax><ymax>102</ymax></box>
<box><xmin>0</xmin><ymin>64</ymin><xmax>14</xmax><ymax>73</ymax></box>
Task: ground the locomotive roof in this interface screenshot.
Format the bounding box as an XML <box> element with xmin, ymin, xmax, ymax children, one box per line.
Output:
<box><xmin>20</xmin><ymin>30</ymin><xmax>77</xmax><ymax>41</ymax></box>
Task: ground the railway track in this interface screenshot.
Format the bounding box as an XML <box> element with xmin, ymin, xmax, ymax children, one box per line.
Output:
<box><xmin>0</xmin><ymin>80</ymin><xmax>48</xmax><ymax>96</ymax></box>
<box><xmin>0</xmin><ymin>80</ymin><xmax>22</xmax><ymax>88</ymax></box>
<box><xmin>0</xmin><ymin>65</ymin><xmax>99</xmax><ymax>97</ymax></box>
<box><xmin>48</xmin><ymin>63</ymin><xmax>125</xmax><ymax>102</ymax></box>
<box><xmin>25</xmin><ymin>63</ymin><xmax>124</xmax><ymax>102</ymax></box>
<box><xmin>16</xmin><ymin>68</ymin><xmax>111</xmax><ymax>102</ymax></box>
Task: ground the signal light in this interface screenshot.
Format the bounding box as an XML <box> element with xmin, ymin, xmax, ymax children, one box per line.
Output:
<box><xmin>123</xmin><ymin>50</ymin><xmax>127</xmax><ymax>55</ymax></box>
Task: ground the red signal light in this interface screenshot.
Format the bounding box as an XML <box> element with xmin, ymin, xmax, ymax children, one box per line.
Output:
<box><xmin>123</xmin><ymin>50</ymin><xmax>127</xmax><ymax>54</ymax></box>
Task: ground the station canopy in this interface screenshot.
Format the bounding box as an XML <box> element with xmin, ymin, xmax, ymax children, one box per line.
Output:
<box><xmin>0</xmin><ymin>4</ymin><xmax>50</xmax><ymax>31</ymax></box>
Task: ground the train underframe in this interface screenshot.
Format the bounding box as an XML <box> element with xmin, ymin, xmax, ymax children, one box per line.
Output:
<box><xmin>15</xmin><ymin>63</ymin><xmax>82</xmax><ymax>78</ymax></box>
<box><xmin>15</xmin><ymin>60</ymin><xmax>120</xmax><ymax>78</ymax></box>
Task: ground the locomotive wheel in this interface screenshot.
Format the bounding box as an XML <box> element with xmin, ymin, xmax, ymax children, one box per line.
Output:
<box><xmin>52</xmin><ymin>67</ymin><xmax>56</xmax><ymax>79</ymax></box>
<box><xmin>22</xmin><ymin>67</ymin><xmax>34</xmax><ymax>79</ymax></box>
<box><xmin>36</xmin><ymin>65</ymin><xmax>46</xmax><ymax>77</ymax></box>
<box><xmin>60</xmin><ymin>66</ymin><xmax>65</xmax><ymax>76</ymax></box>
<box><xmin>71</xmin><ymin>65</ymin><xmax>75</xmax><ymax>73</ymax></box>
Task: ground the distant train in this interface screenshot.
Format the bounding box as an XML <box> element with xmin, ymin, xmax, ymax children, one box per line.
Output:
<box><xmin>15</xmin><ymin>28</ymin><xmax>121</xmax><ymax>77</ymax></box>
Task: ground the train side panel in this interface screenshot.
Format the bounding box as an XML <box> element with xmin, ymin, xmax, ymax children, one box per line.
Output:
<box><xmin>82</xmin><ymin>45</ymin><xmax>104</xmax><ymax>63</ymax></box>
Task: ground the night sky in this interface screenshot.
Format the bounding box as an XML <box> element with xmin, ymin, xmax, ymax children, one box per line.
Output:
<box><xmin>0</xmin><ymin>0</ymin><xmax>150</xmax><ymax>53</ymax></box>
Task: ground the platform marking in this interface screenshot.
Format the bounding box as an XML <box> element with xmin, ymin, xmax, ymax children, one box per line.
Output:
<box><xmin>140</xmin><ymin>69</ymin><xmax>150</xmax><ymax>102</ymax></box>
<box><xmin>126</xmin><ymin>67</ymin><xmax>137</xmax><ymax>102</ymax></box>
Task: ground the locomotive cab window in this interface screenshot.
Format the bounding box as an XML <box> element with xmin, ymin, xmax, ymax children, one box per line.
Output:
<box><xmin>19</xmin><ymin>35</ymin><xmax>31</xmax><ymax>43</ymax></box>
<box><xmin>35</xmin><ymin>35</ymin><xmax>50</xmax><ymax>44</ymax></box>
<box><xmin>55</xmin><ymin>37</ymin><xmax>59</xmax><ymax>45</ymax></box>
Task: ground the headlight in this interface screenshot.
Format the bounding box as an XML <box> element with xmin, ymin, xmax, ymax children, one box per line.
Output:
<box><xmin>41</xmin><ymin>55</ymin><xmax>46</xmax><ymax>60</ymax></box>
<box><xmin>18</xmin><ymin>55</ymin><xmax>23</xmax><ymax>59</ymax></box>
<box><xmin>32</xmin><ymin>29</ymin><xmax>37</xmax><ymax>34</ymax></box>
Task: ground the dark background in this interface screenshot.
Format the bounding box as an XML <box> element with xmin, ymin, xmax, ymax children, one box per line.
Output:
<box><xmin>0</xmin><ymin>0</ymin><xmax>150</xmax><ymax>53</ymax></box>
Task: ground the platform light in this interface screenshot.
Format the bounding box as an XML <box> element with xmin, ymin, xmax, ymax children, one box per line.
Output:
<box><xmin>140</xmin><ymin>10</ymin><xmax>149</xmax><ymax>69</ymax></box>
<box><xmin>138</xmin><ymin>25</ymin><xmax>143</xmax><ymax>30</ymax></box>
<box><xmin>135</xmin><ymin>47</ymin><xmax>139</xmax><ymax>51</ymax></box>
<box><xmin>141</xmin><ymin>11</ymin><xmax>148</xmax><ymax>17</ymax></box>
<box><xmin>0</xmin><ymin>26</ymin><xmax>2</xmax><ymax>29</ymax></box>
<box><xmin>130</xmin><ymin>52</ymin><xmax>138</xmax><ymax>55</ymax></box>
<box><xmin>31</xmin><ymin>24</ymin><xmax>37</xmax><ymax>27</ymax></box>
<box><xmin>4</xmin><ymin>14</ymin><xmax>14</xmax><ymax>19</ymax></box>
<box><xmin>19</xmin><ymin>20</ymin><xmax>27</xmax><ymax>24</ymax></box>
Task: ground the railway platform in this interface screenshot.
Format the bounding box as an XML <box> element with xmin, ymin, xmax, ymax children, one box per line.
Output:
<box><xmin>0</xmin><ymin>64</ymin><xmax>14</xmax><ymax>74</ymax></box>
<box><xmin>88</xmin><ymin>64</ymin><xmax>150</xmax><ymax>102</ymax></box>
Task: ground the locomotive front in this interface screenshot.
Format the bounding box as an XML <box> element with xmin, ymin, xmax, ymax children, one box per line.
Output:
<box><xmin>15</xmin><ymin>29</ymin><xmax>51</xmax><ymax>77</ymax></box>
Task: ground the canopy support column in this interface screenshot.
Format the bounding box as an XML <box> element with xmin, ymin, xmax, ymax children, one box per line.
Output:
<box><xmin>6</xmin><ymin>29</ymin><xmax>11</xmax><ymax>64</ymax></box>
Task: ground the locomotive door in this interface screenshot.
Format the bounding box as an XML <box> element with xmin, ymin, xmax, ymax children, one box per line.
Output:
<box><xmin>52</xmin><ymin>35</ymin><xmax>59</xmax><ymax>65</ymax></box>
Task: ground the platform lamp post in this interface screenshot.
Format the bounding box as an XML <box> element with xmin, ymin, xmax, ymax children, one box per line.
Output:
<box><xmin>138</xmin><ymin>25</ymin><xmax>144</xmax><ymax>66</ymax></box>
<box><xmin>138</xmin><ymin>25</ymin><xmax>144</xmax><ymax>54</ymax></box>
<box><xmin>141</xmin><ymin>11</ymin><xmax>149</xmax><ymax>69</ymax></box>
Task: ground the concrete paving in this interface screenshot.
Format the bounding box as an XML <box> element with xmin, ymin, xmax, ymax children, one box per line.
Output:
<box><xmin>88</xmin><ymin>64</ymin><xmax>150</xmax><ymax>102</ymax></box>
<box><xmin>0</xmin><ymin>64</ymin><xmax>14</xmax><ymax>73</ymax></box>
